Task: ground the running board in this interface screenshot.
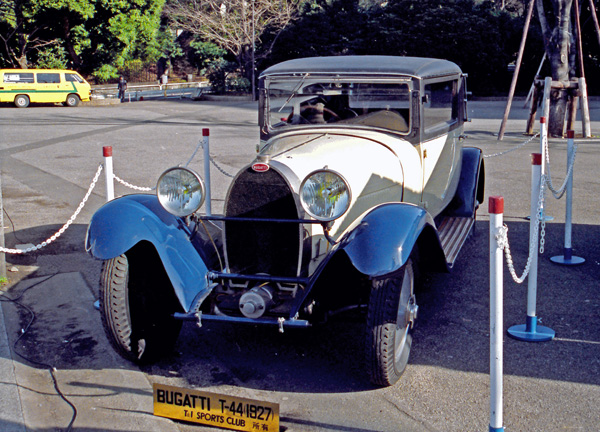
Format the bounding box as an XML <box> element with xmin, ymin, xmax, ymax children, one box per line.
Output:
<box><xmin>438</xmin><ymin>216</ymin><xmax>474</xmax><ymax>268</ymax></box>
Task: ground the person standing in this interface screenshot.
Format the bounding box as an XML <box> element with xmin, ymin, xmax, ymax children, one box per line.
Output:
<box><xmin>117</xmin><ymin>76</ymin><xmax>127</xmax><ymax>102</ymax></box>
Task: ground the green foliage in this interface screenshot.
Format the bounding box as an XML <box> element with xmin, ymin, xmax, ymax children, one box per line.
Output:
<box><xmin>35</xmin><ymin>45</ymin><xmax>69</xmax><ymax>69</ymax></box>
<box><xmin>92</xmin><ymin>63</ymin><xmax>119</xmax><ymax>82</ymax></box>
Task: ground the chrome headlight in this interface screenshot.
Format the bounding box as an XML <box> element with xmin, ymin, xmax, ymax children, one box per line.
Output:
<box><xmin>157</xmin><ymin>167</ymin><xmax>205</xmax><ymax>217</ymax></box>
<box><xmin>300</xmin><ymin>170</ymin><xmax>351</xmax><ymax>222</ymax></box>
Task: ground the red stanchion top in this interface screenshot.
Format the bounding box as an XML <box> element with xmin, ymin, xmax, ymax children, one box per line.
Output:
<box><xmin>540</xmin><ymin>116</ymin><xmax>546</xmax><ymax>124</ymax></box>
<box><xmin>202</xmin><ymin>128</ymin><xmax>210</xmax><ymax>136</ymax></box>
<box><xmin>531</xmin><ymin>153</ymin><xmax>542</xmax><ymax>166</ymax></box>
<box><xmin>567</xmin><ymin>130</ymin><xmax>575</xmax><ymax>139</ymax></box>
<box><xmin>103</xmin><ymin>146</ymin><xmax>113</xmax><ymax>157</ymax></box>
<box><xmin>489</xmin><ymin>196</ymin><xmax>504</xmax><ymax>214</ymax></box>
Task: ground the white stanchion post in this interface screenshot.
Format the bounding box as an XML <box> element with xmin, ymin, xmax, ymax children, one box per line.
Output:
<box><xmin>202</xmin><ymin>128</ymin><xmax>212</xmax><ymax>216</ymax></box>
<box><xmin>508</xmin><ymin>153</ymin><xmax>555</xmax><ymax>342</ymax></box>
<box><xmin>103</xmin><ymin>146</ymin><xmax>114</xmax><ymax>201</ymax></box>
<box><xmin>551</xmin><ymin>130</ymin><xmax>585</xmax><ymax>265</ymax></box>
<box><xmin>489</xmin><ymin>196</ymin><xmax>505</xmax><ymax>432</ymax></box>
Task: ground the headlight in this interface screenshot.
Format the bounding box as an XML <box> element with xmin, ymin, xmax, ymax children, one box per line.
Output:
<box><xmin>157</xmin><ymin>167</ymin><xmax>205</xmax><ymax>217</ymax></box>
<box><xmin>300</xmin><ymin>170</ymin><xmax>351</xmax><ymax>221</ymax></box>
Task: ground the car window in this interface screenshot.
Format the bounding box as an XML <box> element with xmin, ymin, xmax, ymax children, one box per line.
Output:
<box><xmin>3</xmin><ymin>73</ymin><xmax>34</xmax><ymax>83</ymax></box>
<box><xmin>65</xmin><ymin>73</ymin><xmax>84</xmax><ymax>83</ymax></box>
<box><xmin>423</xmin><ymin>80</ymin><xmax>457</xmax><ymax>130</ymax></box>
<box><xmin>37</xmin><ymin>73</ymin><xmax>61</xmax><ymax>84</ymax></box>
<box><xmin>267</xmin><ymin>78</ymin><xmax>411</xmax><ymax>134</ymax></box>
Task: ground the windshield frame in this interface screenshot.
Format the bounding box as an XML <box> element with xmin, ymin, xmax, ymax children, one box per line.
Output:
<box><xmin>262</xmin><ymin>75</ymin><xmax>414</xmax><ymax>136</ymax></box>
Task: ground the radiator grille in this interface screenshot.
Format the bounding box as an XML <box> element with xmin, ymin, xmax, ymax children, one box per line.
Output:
<box><xmin>225</xmin><ymin>167</ymin><xmax>300</xmax><ymax>276</ymax></box>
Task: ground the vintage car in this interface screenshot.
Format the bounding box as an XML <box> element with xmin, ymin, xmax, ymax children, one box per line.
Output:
<box><xmin>86</xmin><ymin>56</ymin><xmax>484</xmax><ymax>387</ymax></box>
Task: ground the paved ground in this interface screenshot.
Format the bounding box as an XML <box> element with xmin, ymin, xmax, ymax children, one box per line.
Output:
<box><xmin>0</xmin><ymin>97</ymin><xmax>599</xmax><ymax>432</ymax></box>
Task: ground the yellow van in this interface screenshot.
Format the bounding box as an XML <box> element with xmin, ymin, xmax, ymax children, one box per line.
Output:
<box><xmin>0</xmin><ymin>69</ymin><xmax>91</xmax><ymax>108</ymax></box>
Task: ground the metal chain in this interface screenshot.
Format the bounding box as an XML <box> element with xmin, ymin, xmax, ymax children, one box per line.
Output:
<box><xmin>500</xmin><ymin>176</ymin><xmax>546</xmax><ymax>284</ymax></box>
<box><xmin>209</xmin><ymin>154</ymin><xmax>235</xmax><ymax>178</ymax></box>
<box><xmin>542</xmin><ymin>137</ymin><xmax>577</xmax><ymax>199</ymax></box>
<box><xmin>113</xmin><ymin>174</ymin><xmax>154</xmax><ymax>191</ymax></box>
<box><xmin>483</xmin><ymin>133</ymin><xmax>539</xmax><ymax>159</ymax></box>
<box><xmin>0</xmin><ymin>164</ymin><xmax>104</xmax><ymax>254</ymax></box>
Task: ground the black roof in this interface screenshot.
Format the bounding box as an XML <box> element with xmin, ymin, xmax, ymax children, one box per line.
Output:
<box><xmin>260</xmin><ymin>56</ymin><xmax>462</xmax><ymax>79</ymax></box>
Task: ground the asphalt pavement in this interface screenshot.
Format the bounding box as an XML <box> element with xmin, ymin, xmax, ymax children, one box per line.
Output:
<box><xmin>0</xmin><ymin>96</ymin><xmax>599</xmax><ymax>432</ymax></box>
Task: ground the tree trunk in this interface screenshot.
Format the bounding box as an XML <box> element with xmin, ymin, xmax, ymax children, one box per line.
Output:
<box><xmin>537</xmin><ymin>0</ymin><xmax>574</xmax><ymax>136</ymax></box>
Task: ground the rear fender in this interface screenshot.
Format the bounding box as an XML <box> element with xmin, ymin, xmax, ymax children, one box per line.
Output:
<box><xmin>86</xmin><ymin>195</ymin><xmax>210</xmax><ymax>312</ymax></box>
<box><xmin>339</xmin><ymin>202</ymin><xmax>445</xmax><ymax>278</ymax></box>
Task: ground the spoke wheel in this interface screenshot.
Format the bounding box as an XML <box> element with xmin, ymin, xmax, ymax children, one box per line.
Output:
<box><xmin>365</xmin><ymin>259</ymin><xmax>418</xmax><ymax>386</ymax></box>
<box><xmin>99</xmin><ymin>248</ymin><xmax>183</xmax><ymax>363</ymax></box>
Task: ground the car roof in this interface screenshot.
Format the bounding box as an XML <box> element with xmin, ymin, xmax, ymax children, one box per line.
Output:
<box><xmin>0</xmin><ymin>69</ymin><xmax>81</xmax><ymax>74</ymax></box>
<box><xmin>260</xmin><ymin>56</ymin><xmax>462</xmax><ymax>80</ymax></box>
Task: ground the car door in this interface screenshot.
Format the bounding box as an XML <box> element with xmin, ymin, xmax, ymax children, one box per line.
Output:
<box><xmin>34</xmin><ymin>72</ymin><xmax>62</xmax><ymax>103</ymax></box>
<box><xmin>419</xmin><ymin>78</ymin><xmax>461</xmax><ymax>216</ymax></box>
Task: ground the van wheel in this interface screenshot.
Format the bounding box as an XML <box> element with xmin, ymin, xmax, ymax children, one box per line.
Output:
<box><xmin>99</xmin><ymin>248</ymin><xmax>183</xmax><ymax>363</ymax></box>
<box><xmin>65</xmin><ymin>94</ymin><xmax>80</xmax><ymax>107</ymax></box>
<box><xmin>365</xmin><ymin>258</ymin><xmax>418</xmax><ymax>386</ymax></box>
<box><xmin>14</xmin><ymin>95</ymin><xmax>29</xmax><ymax>108</ymax></box>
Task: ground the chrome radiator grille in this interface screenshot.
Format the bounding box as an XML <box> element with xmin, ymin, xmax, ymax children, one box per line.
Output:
<box><xmin>224</xmin><ymin>167</ymin><xmax>300</xmax><ymax>277</ymax></box>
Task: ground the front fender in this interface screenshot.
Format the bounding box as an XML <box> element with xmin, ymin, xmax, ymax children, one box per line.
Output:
<box><xmin>339</xmin><ymin>203</ymin><xmax>440</xmax><ymax>278</ymax></box>
<box><xmin>86</xmin><ymin>195</ymin><xmax>209</xmax><ymax>312</ymax></box>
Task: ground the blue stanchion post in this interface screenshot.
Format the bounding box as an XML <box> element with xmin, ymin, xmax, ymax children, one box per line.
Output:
<box><xmin>550</xmin><ymin>130</ymin><xmax>585</xmax><ymax>266</ymax></box>
<box><xmin>508</xmin><ymin>153</ymin><xmax>555</xmax><ymax>342</ymax></box>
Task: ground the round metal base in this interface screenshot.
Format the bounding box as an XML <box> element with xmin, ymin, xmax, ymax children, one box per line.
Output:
<box><xmin>550</xmin><ymin>255</ymin><xmax>585</xmax><ymax>266</ymax></box>
<box><xmin>489</xmin><ymin>426</ymin><xmax>505</xmax><ymax>432</ymax></box>
<box><xmin>507</xmin><ymin>323</ymin><xmax>555</xmax><ymax>342</ymax></box>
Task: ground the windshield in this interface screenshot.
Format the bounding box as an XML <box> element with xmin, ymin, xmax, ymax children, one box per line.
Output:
<box><xmin>266</xmin><ymin>77</ymin><xmax>411</xmax><ymax>134</ymax></box>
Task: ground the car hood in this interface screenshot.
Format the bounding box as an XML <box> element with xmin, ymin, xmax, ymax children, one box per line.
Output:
<box><xmin>260</xmin><ymin>132</ymin><xmax>421</xmax><ymax>238</ymax></box>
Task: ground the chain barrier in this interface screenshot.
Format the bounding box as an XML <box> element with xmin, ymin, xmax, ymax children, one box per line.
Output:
<box><xmin>496</xmin><ymin>176</ymin><xmax>546</xmax><ymax>284</ymax></box>
<box><xmin>0</xmin><ymin>164</ymin><xmax>104</xmax><ymax>255</ymax></box>
<box><xmin>483</xmin><ymin>133</ymin><xmax>539</xmax><ymax>159</ymax></box>
<box><xmin>113</xmin><ymin>174</ymin><xmax>154</xmax><ymax>191</ymax></box>
<box><xmin>542</xmin><ymin>136</ymin><xmax>578</xmax><ymax>199</ymax></box>
<box><xmin>208</xmin><ymin>154</ymin><xmax>235</xmax><ymax>178</ymax></box>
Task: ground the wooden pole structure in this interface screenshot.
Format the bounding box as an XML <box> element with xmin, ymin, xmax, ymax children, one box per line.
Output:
<box><xmin>588</xmin><ymin>0</ymin><xmax>600</xmax><ymax>50</ymax></box>
<box><xmin>574</xmin><ymin>0</ymin><xmax>592</xmax><ymax>137</ymax></box>
<box><xmin>498</xmin><ymin>0</ymin><xmax>536</xmax><ymax>141</ymax></box>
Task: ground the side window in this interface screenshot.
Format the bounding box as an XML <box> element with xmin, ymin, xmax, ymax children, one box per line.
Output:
<box><xmin>3</xmin><ymin>73</ymin><xmax>34</xmax><ymax>83</ymax></box>
<box><xmin>37</xmin><ymin>73</ymin><xmax>60</xmax><ymax>84</ymax></box>
<box><xmin>65</xmin><ymin>73</ymin><xmax>83</xmax><ymax>83</ymax></box>
<box><xmin>423</xmin><ymin>80</ymin><xmax>457</xmax><ymax>130</ymax></box>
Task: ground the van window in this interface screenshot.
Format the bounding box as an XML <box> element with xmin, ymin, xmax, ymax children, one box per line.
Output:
<box><xmin>423</xmin><ymin>80</ymin><xmax>457</xmax><ymax>130</ymax></box>
<box><xmin>65</xmin><ymin>73</ymin><xmax>84</xmax><ymax>83</ymax></box>
<box><xmin>37</xmin><ymin>73</ymin><xmax>60</xmax><ymax>84</ymax></box>
<box><xmin>3</xmin><ymin>73</ymin><xmax>34</xmax><ymax>83</ymax></box>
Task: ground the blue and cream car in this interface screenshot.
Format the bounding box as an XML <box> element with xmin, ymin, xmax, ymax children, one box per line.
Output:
<box><xmin>86</xmin><ymin>56</ymin><xmax>484</xmax><ymax>387</ymax></box>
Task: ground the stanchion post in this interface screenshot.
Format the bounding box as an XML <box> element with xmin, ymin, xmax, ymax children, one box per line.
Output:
<box><xmin>508</xmin><ymin>153</ymin><xmax>555</xmax><ymax>342</ymax></box>
<box><xmin>202</xmin><ymin>128</ymin><xmax>212</xmax><ymax>216</ymax></box>
<box><xmin>489</xmin><ymin>196</ymin><xmax>505</xmax><ymax>432</ymax></box>
<box><xmin>538</xmin><ymin>117</ymin><xmax>553</xmax><ymax>221</ymax></box>
<box><xmin>551</xmin><ymin>130</ymin><xmax>585</xmax><ymax>265</ymax></box>
<box><xmin>103</xmin><ymin>146</ymin><xmax>114</xmax><ymax>201</ymax></box>
<box><xmin>0</xmin><ymin>163</ymin><xmax>6</xmax><ymax>280</ymax></box>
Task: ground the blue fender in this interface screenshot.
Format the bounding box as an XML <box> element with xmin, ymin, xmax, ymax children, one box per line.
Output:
<box><xmin>86</xmin><ymin>195</ymin><xmax>210</xmax><ymax>312</ymax></box>
<box><xmin>339</xmin><ymin>202</ymin><xmax>444</xmax><ymax>278</ymax></box>
<box><xmin>446</xmin><ymin>147</ymin><xmax>484</xmax><ymax>218</ymax></box>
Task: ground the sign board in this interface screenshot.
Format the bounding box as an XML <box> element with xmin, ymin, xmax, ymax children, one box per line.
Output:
<box><xmin>153</xmin><ymin>383</ymin><xmax>280</xmax><ymax>432</ymax></box>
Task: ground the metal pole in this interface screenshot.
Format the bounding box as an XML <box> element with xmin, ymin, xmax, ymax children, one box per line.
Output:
<box><xmin>0</xmin><ymin>161</ymin><xmax>6</xmax><ymax>280</ymax></box>
<box><xmin>498</xmin><ymin>0</ymin><xmax>536</xmax><ymax>140</ymax></box>
<box><xmin>507</xmin><ymin>153</ymin><xmax>555</xmax><ymax>342</ymax></box>
<box><xmin>489</xmin><ymin>196</ymin><xmax>505</xmax><ymax>432</ymax></box>
<box><xmin>103</xmin><ymin>146</ymin><xmax>114</xmax><ymax>201</ymax></box>
<box><xmin>551</xmin><ymin>130</ymin><xmax>585</xmax><ymax>265</ymax></box>
<box><xmin>202</xmin><ymin>128</ymin><xmax>212</xmax><ymax>216</ymax></box>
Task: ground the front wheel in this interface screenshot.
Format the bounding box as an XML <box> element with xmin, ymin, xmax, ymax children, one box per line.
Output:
<box><xmin>14</xmin><ymin>95</ymin><xmax>29</xmax><ymax>108</ymax></box>
<box><xmin>365</xmin><ymin>259</ymin><xmax>418</xmax><ymax>386</ymax></box>
<box><xmin>99</xmin><ymin>248</ymin><xmax>183</xmax><ymax>363</ymax></box>
<box><xmin>65</xmin><ymin>94</ymin><xmax>80</xmax><ymax>107</ymax></box>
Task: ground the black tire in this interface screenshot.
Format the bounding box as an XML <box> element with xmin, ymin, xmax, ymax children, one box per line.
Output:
<box><xmin>65</xmin><ymin>94</ymin><xmax>80</xmax><ymax>107</ymax></box>
<box><xmin>365</xmin><ymin>259</ymin><xmax>418</xmax><ymax>386</ymax></box>
<box><xmin>14</xmin><ymin>95</ymin><xmax>29</xmax><ymax>108</ymax></box>
<box><xmin>99</xmin><ymin>248</ymin><xmax>183</xmax><ymax>363</ymax></box>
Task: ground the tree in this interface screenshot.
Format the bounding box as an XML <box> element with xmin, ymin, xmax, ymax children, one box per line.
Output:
<box><xmin>536</xmin><ymin>0</ymin><xmax>577</xmax><ymax>136</ymax></box>
<box><xmin>163</xmin><ymin>0</ymin><xmax>303</xmax><ymax>80</ymax></box>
